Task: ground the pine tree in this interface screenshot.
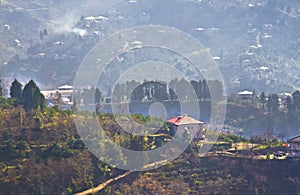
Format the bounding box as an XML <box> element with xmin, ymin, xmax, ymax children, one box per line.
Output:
<box><xmin>95</xmin><ymin>88</ymin><xmax>102</xmax><ymax>104</ymax></box>
<box><xmin>271</xmin><ymin>94</ymin><xmax>279</xmax><ymax>113</ymax></box>
<box><xmin>202</xmin><ymin>79</ymin><xmax>210</xmax><ymax>101</ymax></box>
<box><xmin>22</xmin><ymin>80</ymin><xmax>46</xmax><ymax>111</ymax></box>
<box><xmin>40</xmin><ymin>30</ymin><xmax>44</xmax><ymax>40</ymax></box>
<box><xmin>267</xmin><ymin>94</ymin><xmax>279</xmax><ymax>113</ymax></box>
<box><xmin>10</xmin><ymin>79</ymin><xmax>23</xmax><ymax>103</ymax></box>
<box><xmin>267</xmin><ymin>94</ymin><xmax>272</xmax><ymax>112</ymax></box>
<box><xmin>43</xmin><ymin>28</ymin><xmax>48</xmax><ymax>36</ymax></box>
<box><xmin>72</xmin><ymin>98</ymin><xmax>77</xmax><ymax>112</ymax></box>
<box><xmin>260</xmin><ymin>92</ymin><xmax>266</xmax><ymax>110</ymax></box>
<box><xmin>0</xmin><ymin>86</ymin><xmax>3</xmax><ymax>97</ymax></box>
<box><xmin>292</xmin><ymin>90</ymin><xmax>300</xmax><ymax>111</ymax></box>
<box><xmin>286</xmin><ymin>96</ymin><xmax>293</xmax><ymax>112</ymax></box>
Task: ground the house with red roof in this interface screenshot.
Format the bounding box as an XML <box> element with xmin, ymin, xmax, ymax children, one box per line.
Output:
<box><xmin>166</xmin><ymin>115</ymin><xmax>205</xmax><ymax>139</ymax></box>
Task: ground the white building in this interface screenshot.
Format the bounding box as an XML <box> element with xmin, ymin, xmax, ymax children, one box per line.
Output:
<box><xmin>238</xmin><ymin>90</ymin><xmax>254</xmax><ymax>104</ymax></box>
<box><xmin>41</xmin><ymin>85</ymin><xmax>73</xmax><ymax>109</ymax></box>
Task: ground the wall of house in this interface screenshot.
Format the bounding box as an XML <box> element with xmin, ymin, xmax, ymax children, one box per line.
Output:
<box><xmin>290</xmin><ymin>143</ymin><xmax>300</xmax><ymax>151</ymax></box>
<box><xmin>171</xmin><ymin>124</ymin><xmax>203</xmax><ymax>138</ymax></box>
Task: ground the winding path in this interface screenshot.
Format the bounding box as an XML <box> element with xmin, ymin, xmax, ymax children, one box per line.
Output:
<box><xmin>74</xmin><ymin>171</ymin><xmax>133</xmax><ymax>195</ymax></box>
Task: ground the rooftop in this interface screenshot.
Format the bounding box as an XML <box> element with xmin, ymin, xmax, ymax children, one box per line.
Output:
<box><xmin>58</xmin><ymin>85</ymin><xmax>73</xmax><ymax>90</ymax></box>
<box><xmin>288</xmin><ymin>135</ymin><xmax>300</xmax><ymax>143</ymax></box>
<box><xmin>238</xmin><ymin>90</ymin><xmax>253</xmax><ymax>95</ymax></box>
<box><xmin>167</xmin><ymin>115</ymin><xmax>204</xmax><ymax>126</ymax></box>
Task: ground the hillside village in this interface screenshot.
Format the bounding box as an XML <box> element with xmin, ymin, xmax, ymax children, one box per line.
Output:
<box><xmin>0</xmin><ymin>0</ymin><xmax>299</xmax><ymax>93</ymax></box>
<box><xmin>1</xmin><ymin>0</ymin><xmax>300</xmax><ymax>194</ymax></box>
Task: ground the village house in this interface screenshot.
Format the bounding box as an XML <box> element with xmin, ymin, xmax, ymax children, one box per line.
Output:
<box><xmin>166</xmin><ymin>115</ymin><xmax>205</xmax><ymax>140</ymax></box>
<box><xmin>238</xmin><ymin>90</ymin><xmax>254</xmax><ymax>104</ymax></box>
<box><xmin>287</xmin><ymin>135</ymin><xmax>300</xmax><ymax>158</ymax></box>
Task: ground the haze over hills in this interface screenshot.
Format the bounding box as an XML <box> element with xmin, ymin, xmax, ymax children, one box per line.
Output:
<box><xmin>0</xmin><ymin>0</ymin><xmax>299</xmax><ymax>93</ymax></box>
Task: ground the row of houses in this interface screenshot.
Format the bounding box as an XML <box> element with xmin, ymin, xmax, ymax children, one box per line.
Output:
<box><xmin>236</xmin><ymin>89</ymin><xmax>292</xmax><ymax>105</ymax></box>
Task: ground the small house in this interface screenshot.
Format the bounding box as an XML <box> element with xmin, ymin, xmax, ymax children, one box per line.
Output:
<box><xmin>238</xmin><ymin>90</ymin><xmax>254</xmax><ymax>104</ymax></box>
<box><xmin>166</xmin><ymin>115</ymin><xmax>204</xmax><ymax>139</ymax></box>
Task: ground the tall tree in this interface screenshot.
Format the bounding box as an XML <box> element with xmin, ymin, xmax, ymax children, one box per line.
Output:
<box><xmin>22</xmin><ymin>80</ymin><xmax>45</xmax><ymax>111</ymax></box>
<box><xmin>169</xmin><ymin>88</ymin><xmax>177</xmax><ymax>101</ymax></box>
<box><xmin>40</xmin><ymin>30</ymin><xmax>44</xmax><ymax>40</ymax></box>
<box><xmin>43</xmin><ymin>28</ymin><xmax>48</xmax><ymax>36</ymax></box>
<box><xmin>267</xmin><ymin>94</ymin><xmax>272</xmax><ymax>112</ymax></box>
<box><xmin>191</xmin><ymin>80</ymin><xmax>201</xmax><ymax>100</ymax></box>
<box><xmin>260</xmin><ymin>92</ymin><xmax>266</xmax><ymax>110</ymax></box>
<box><xmin>202</xmin><ymin>79</ymin><xmax>210</xmax><ymax>101</ymax></box>
<box><xmin>286</xmin><ymin>96</ymin><xmax>293</xmax><ymax>112</ymax></box>
<box><xmin>10</xmin><ymin>79</ymin><xmax>23</xmax><ymax>103</ymax></box>
<box><xmin>267</xmin><ymin>94</ymin><xmax>279</xmax><ymax>113</ymax></box>
<box><xmin>95</xmin><ymin>88</ymin><xmax>103</xmax><ymax>104</ymax></box>
<box><xmin>0</xmin><ymin>86</ymin><xmax>3</xmax><ymax>97</ymax></box>
<box><xmin>72</xmin><ymin>98</ymin><xmax>78</xmax><ymax>112</ymax></box>
<box><xmin>271</xmin><ymin>94</ymin><xmax>279</xmax><ymax>113</ymax></box>
<box><xmin>292</xmin><ymin>90</ymin><xmax>300</xmax><ymax>111</ymax></box>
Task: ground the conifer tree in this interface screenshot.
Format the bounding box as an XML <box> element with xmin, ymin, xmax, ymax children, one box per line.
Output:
<box><xmin>22</xmin><ymin>80</ymin><xmax>46</xmax><ymax>111</ymax></box>
<box><xmin>10</xmin><ymin>79</ymin><xmax>23</xmax><ymax>103</ymax></box>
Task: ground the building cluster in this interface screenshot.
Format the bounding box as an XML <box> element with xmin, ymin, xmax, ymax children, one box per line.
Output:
<box><xmin>236</xmin><ymin>89</ymin><xmax>292</xmax><ymax>106</ymax></box>
<box><xmin>41</xmin><ymin>85</ymin><xmax>74</xmax><ymax>110</ymax></box>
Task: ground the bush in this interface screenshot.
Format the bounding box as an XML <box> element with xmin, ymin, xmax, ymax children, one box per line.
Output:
<box><xmin>218</xmin><ymin>134</ymin><xmax>248</xmax><ymax>143</ymax></box>
<box><xmin>68</xmin><ymin>138</ymin><xmax>85</xmax><ymax>150</ymax></box>
<box><xmin>42</xmin><ymin>142</ymin><xmax>72</xmax><ymax>159</ymax></box>
<box><xmin>250</xmin><ymin>136</ymin><xmax>266</xmax><ymax>144</ymax></box>
<box><xmin>16</xmin><ymin>141</ymin><xmax>30</xmax><ymax>150</ymax></box>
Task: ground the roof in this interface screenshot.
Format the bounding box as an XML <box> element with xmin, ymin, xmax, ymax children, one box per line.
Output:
<box><xmin>279</xmin><ymin>93</ymin><xmax>292</xmax><ymax>97</ymax></box>
<box><xmin>288</xmin><ymin>135</ymin><xmax>300</xmax><ymax>143</ymax></box>
<box><xmin>167</xmin><ymin>115</ymin><xmax>204</xmax><ymax>126</ymax></box>
<box><xmin>259</xmin><ymin>66</ymin><xmax>269</xmax><ymax>71</ymax></box>
<box><xmin>58</xmin><ymin>85</ymin><xmax>73</xmax><ymax>90</ymax></box>
<box><xmin>238</xmin><ymin>90</ymin><xmax>253</xmax><ymax>95</ymax></box>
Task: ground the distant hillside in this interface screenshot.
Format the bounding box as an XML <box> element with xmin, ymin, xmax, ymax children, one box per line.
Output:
<box><xmin>0</xmin><ymin>0</ymin><xmax>299</xmax><ymax>93</ymax></box>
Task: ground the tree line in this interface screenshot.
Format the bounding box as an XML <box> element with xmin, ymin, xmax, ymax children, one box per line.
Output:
<box><xmin>1</xmin><ymin>79</ymin><xmax>46</xmax><ymax>112</ymax></box>
<box><xmin>111</xmin><ymin>78</ymin><xmax>224</xmax><ymax>103</ymax></box>
<box><xmin>252</xmin><ymin>91</ymin><xmax>300</xmax><ymax>114</ymax></box>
